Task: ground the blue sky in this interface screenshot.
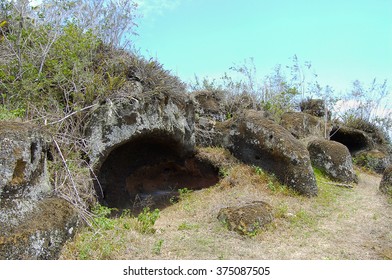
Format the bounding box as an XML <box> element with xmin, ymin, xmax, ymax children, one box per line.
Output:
<box><xmin>133</xmin><ymin>0</ymin><xmax>392</xmax><ymax>94</ymax></box>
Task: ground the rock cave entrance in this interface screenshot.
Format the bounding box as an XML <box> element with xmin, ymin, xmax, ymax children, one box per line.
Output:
<box><xmin>330</xmin><ymin>127</ymin><xmax>371</xmax><ymax>155</ymax></box>
<box><xmin>95</xmin><ymin>132</ymin><xmax>219</xmax><ymax>214</ymax></box>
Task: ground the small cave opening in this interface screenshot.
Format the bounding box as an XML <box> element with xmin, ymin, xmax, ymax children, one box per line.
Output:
<box><xmin>95</xmin><ymin>132</ymin><xmax>219</xmax><ymax>214</ymax></box>
<box><xmin>330</xmin><ymin>127</ymin><xmax>371</xmax><ymax>154</ymax></box>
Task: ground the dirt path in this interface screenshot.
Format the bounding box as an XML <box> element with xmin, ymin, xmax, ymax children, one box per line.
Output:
<box><xmin>313</xmin><ymin>172</ymin><xmax>392</xmax><ymax>259</ymax></box>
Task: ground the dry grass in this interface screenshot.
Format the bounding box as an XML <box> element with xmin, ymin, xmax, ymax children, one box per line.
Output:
<box><xmin>59</xmin><ymin>148</ymin><xmax>392</xmax><ymax>260</ymax></box>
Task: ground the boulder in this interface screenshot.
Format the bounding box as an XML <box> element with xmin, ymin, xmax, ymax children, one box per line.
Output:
<box><xmin>354</xmin><ymin>150</ymin><xmax>390</xmax><ymax>174</ymax></box>
<box><xmin>216</xmin><ymin>110</ymin><xmax>318</xmax><ymax>196</ymax></box>
<box><xmin>217</xmin><ymin>201</ymin><xmax>273</xmax><ymax>235</ymax></box>
<box><xmin>307</xmin><ymin>139</ymin><xmax>358</xmax><ymax>183</ymax></box>
<box><xmin>0</xmin><ymin>122</ymin><xmax>51</xmax><ymax>226</ymax></box>
<box><xmin>0</xmin><ymin>198</ymin><xmax>78</xmax><ymax>260</ymax></box>
<box><xmin>280</xmin><ymin>112</ymin><xmax>330</xmax><ymax>140</ymax></box>
<box><xmin>0</xmin><ymin>122</ymin><xmax>78</xmax><ymax>259</ymax></box>
<box><xmin>299</xmin><ymin>98</ymin><xmax>327</xmax><ymax>118</ymax></box>
<box><xmin>379</xmin><ymin>166</ymin><xmax>392</xmax><ymax>196</ymax></box>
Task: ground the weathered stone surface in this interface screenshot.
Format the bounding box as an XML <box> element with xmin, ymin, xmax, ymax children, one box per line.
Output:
<box><xmin>0</xmin><ymin>122</ymin><xmax>51</xmax><ymax>226</ymax></box>
<box><xmin>86</xmin><ymin>91</ymin><xmax>199</xmax><ymax>209</ymax></box>
<box><xmin>87</xmin><ymin>91</ymin><xmax>195</xmax><ymax>173</ymax></box>
<box><xmin>307</xmin><ymin>139</ymin><xmax>358</xmax><ymax>183</ymax></box>
<box><xmin>193</xmin><ymin>90</ymin><xmax>225</xmax><ymax>121</ymax></box>
<box><xmin>379</xmin><ymin>166</ymin><xmax>392</xmax><ymax>196</ymax></box>
<box><xmin>0</xmin><ymin>122</ymin><xmax>78</xmax><ymax>260</ymax></box>
<box><xmin>354</xmin><ymin>150</ymin><xmax>391</xmax><ymax>174</ymax></box>
<box><xmin>217</xmin><ymin>201</ymin><xmax>273</xmax><ymax>235</ymax></box>
<box><xmin>280</xmin><ymin>112</ymin><xmax>330</xmax><ymax>140</ymax></box>
<box><xmin>0</xmin><ymin>198</ymin><xmax>78</xmax><ymax>260</ymax></box>
<box><xmin>216</xmin><ymin>110</ymin><xmax>318</xmax><ymax>196</ymax></box>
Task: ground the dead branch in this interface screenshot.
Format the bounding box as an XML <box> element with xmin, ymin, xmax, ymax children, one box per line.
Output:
<box><xmin>52</xmin><ymin>136</ymin><xmax>82</xmax><ymax>203</ymax></box>
<box><xmin>319</xmin><ymin>180</ymin><xmax>354</xmax><ymax>189</ymax></box>
<box><xmin>46</xmin><ymin>104</ymin><xmax>98</xmax><ymax>126</ymax></box>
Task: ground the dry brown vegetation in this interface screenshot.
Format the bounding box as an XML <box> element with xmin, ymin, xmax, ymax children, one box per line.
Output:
<box><xmin>60</xmin><ymin>147</ymin><xmax>392</xmax><ymax>260</ymax></box>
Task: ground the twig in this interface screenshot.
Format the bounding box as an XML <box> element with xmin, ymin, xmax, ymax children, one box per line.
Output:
<box><xmin>83</xmin><ymin>159</ymin><xmax>104</xmax><ymax>198</ymax></box>
<box><xmin>46</xmin><ymin>104</ymin><xmax>98</xmax><ymax>126</ymax></box>
<box><xmin>52</xmin><ymin>136</ymin><xmax>82</xmax><ymax>203</ymax></box>
<box><xmin>319</xmin><ymin>180</ymin><xmax>354</xmax><ymax>189</ymax></box>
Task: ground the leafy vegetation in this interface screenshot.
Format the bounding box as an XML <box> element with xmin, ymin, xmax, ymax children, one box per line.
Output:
<box><xmin>0</xmin><ymin>0</ymin><xmax>185</xmax><ymax>217</ymax></box>
<box><xmin>136</xmin><ymin>207</ymin><xmax>160</xmax><ymax>234</ymax></box>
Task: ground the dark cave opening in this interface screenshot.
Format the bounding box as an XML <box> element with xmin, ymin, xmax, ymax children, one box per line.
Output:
<box><xmin>95</xmin><ymin>132</ymin><xmax>219</xmax><ymax>214</ymax></box>
<box><xmin>330</xmin><ymin>127</ymin><xmax>371</xmax><ymax>154</ymax></box>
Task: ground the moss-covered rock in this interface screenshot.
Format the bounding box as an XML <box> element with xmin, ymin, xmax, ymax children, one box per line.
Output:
<box><xmin>217</xmin><ymin>201</ymin><xmax>273</xmax><ymax>235</ymax></box>
<box><xmin>0</xmin><ymin>121</ymin><xmax>79</xmax><ymax>259</ymax></box>
<box><xmin>217</xmin><ymin>110</ymin><xmax>318</xmax><ymax>196</ymax></box>
<box><xmin>354</xmin><ymin>150</ymin><xmax>390</xmax><ymax>174</ymax></box>
<box><xmin>307</xmin><ymin>139</ymin><xmax>358</xmax><ymax>183</ymax></box>
<box><xmin>280</xmin><ymin>111</ymin><xmax>330</xmax><ymax>140</ymax></box>
<box><xmin>0</xmin><ymin>198</ymin><xmax>79</xmax><ymax>260</ymax></box>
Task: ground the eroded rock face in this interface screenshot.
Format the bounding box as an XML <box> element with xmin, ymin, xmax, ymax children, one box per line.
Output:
<box><xmin>87</xmin><ymin>91</ymin><xmax>195</xmax><ymax>174</ymax></box>
<box><xmin>354</xmin><ymin>150</ymin><xmax>391</xmax><ymax>174</ymax></box>
<box><xmin>87</xmin><ymin>91</ymin><xmax>203</xmax><ymax>210</ymax></box>
<box><xmin>0</xmin><ymin>122</ymin><xmax>51</xmax><ymax>227</ymax></box>
<box><xmin>217</xmin><ymin>201</ymin><xmax>273</xmax><ymax>235</ymax></box>
<box><xmin>0</xmin><ymin>122</ymin><xmax>78</xmax><ymax>259</ymax></box>
<box><xmin>193</xmin><ymin>90</ymin><xmax>225</xmax><ymax>121</ymax></box>
<box><xmin>307</xmin><ymin>139</ymin><xmax>358</xmax><ymax>183</ymax></box>
<box><xmin>0</xmin><ymin>198</ymin><xmax>78</xmax><ymax>260</ymax></box>
<box><xmin>217</xmin><ymin>110</ymin><xmax>318</xmax><ymax>196</ymax></box>
<box><xmin>379</xmin><ymin>166</ymin><xmax>392</xmax><ymax>196</ymax></box>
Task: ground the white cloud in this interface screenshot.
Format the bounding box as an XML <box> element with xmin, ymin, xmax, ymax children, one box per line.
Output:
<box><xmin>135</xmin><ymin>0</ymin><xmax>183</xmax><ymax>17</ymax></box>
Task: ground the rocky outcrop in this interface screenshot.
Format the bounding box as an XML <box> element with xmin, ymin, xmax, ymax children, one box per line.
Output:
<box><xmin>0</xmin><ymin>198</ymin><xmax>78</xmax><ymax>260</ymax></box>
<box><xmin>0</xmin><ymin>122</ymin><xmax>51</xmax><ymax>227</ymax></box>
<box><xmin>193</xmin><ymin>90</ymin><xmax>225</xmax><ymax>122</ymax></box>
<box><xmin>280</xmin><ymin>112</ymin><xmax>330</xmax><ymax>140</ymax></box>
<box><xmin>354</xmin><ymin>150</ymin><xmax>390</xmax><ymax>174</ymax></box>
<box><xmin>216</xmin><ymin>110</ymin><xmax>318</xmax><ymax>196</ymax></box>
<box><xmin>86</xmin><ymin>90</ymin><xmax>199</xmax><ymax>209</ymax></box>
<box><xmin>0</xmin><ymin>122</ymin><xmax>78</xmax><ymax>259</ymax></box>
<box><xmin>299</xmin><ymin>98</ymin><xmax>327</xmax><ymax>118</ymax></box>
<box><xmin>87</xmin><ymin>90</ymin><xmax>195</xmax><ymax>173</ymax></box>
<box><xmin>217</xmin><ymin>201</ymin><xmax>273</xmax><ymax>235</ymax></box>
<box><xmin>307</xmin><ymin>139</ymin><xmax>358</xmax><ymax>183</ymax></box>
<box><xmin>379</xmin><ymin>166</ymin><xmax>392</xmax><ymax>196</ymax></box>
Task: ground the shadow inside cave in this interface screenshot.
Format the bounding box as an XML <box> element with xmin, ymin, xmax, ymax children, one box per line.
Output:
<box><xmin>94</xmin><ymin>132</ymin><xmax>219</xmax><ymax>215</ymax></box>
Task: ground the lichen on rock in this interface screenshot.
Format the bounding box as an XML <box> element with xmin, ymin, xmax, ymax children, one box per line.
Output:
<box><xmin>217</xmin><ymin>201</ymin><xmax>273</xmax><ymax>235</ymax></box>
<box><xmin>307</xmin><ymin>138</ymin><xmax>358</xmax><ymax>183</ymax></box>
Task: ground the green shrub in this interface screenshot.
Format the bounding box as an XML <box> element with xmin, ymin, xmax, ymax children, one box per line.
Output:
<box><xmin>136</xmin><ymin>207</ymin><xmax>160</xmax><ymax>234</ymax></box>
<box><xmin>91</xmin><ymin>204</ymin><xmax>115</xmax><ymax>230</ymax></box>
